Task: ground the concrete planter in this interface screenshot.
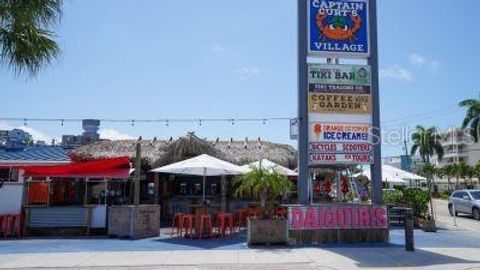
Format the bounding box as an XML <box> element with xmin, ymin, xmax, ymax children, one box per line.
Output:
<box><xmin>108</xmin><ymin>205</ymin><xmax>160</xmax><ymax>239</ymax></box>
<box><xmin>419</xmin><ymin>218</ymin><xmax>437</xmax><ymax>232</ymax></box>
<box><xmin>247</xmin><ymin>218</ymin><xmax>288</xmax><ymax>246</ymax></box>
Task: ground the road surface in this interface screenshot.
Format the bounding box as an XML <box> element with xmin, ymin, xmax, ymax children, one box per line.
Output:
<box><xmin>434</xmin><ymin>199</ymin><xmax>480</xmax><ymax>232</ymax></box>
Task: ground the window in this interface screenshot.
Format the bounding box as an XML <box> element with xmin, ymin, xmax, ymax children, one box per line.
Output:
<box><xmin>0</xmin><ymin>168</ymin><xmax>20</xmax><ymax>182</ymax></box>
<box><xmin>453</xmin><ymin>191</ymin><xmax>465</xmax><ymax>198</ymax></box>
<box><xmin>469</xmin><ymin>191</ymin><xmax>480</xmax><ymax>200</ymax></box>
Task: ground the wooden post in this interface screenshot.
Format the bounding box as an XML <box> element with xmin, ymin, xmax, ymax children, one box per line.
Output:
<box><xmin>154</xmin><ymin>173</ymin><xmax>160</xmax><ymax>204</ymax></box>
<box><xmin>134</xmin><ymin>142</ymin><xmax>142</xmax><ymax>206</ymax></box>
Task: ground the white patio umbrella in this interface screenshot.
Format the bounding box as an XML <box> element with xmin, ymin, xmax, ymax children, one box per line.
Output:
<box><xmin>241</xmin><ymin>159</ymin><xmax>297</xmax><ymax>177</ymax></box>
<box><xmin>357</xmin><ymin>167</ymin><xmax>407</xmax><ymax>185</ymax></box>
<box><xmin>383</xmin><ymin>165</ymin><xmax>426</xmax><ymax>181</ymax></box>
<box><xmin>150</xmin><ymin>154</ymin><xmax>247</xmax><ymax>201</ymax></box>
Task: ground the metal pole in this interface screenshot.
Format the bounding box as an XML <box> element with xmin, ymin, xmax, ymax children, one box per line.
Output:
<box><xmin>134</xmin><ymin>142</ymin><xmax>142</xmax><ymax>206</ymax></box>
<box><xmin>405</xmin><ymin>208</ymin><xmax>415</xmax><ymax>251</ymax></box>
<box><xmin>202</xmin><ymin>167</ymin><xmax>206</xmax><ymax>203</ymax></box>
<box><xmin>368</xmin><ymin>0</ymin><xmax>383</xmax><ymax>204</ymax></box>
<box><xmin>297</xmin><ymin>0</ymin><xmax>309</xmax><ymax>205</ymax></box>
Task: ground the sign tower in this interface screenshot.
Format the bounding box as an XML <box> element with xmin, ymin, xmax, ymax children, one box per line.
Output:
<box><xmin>297</xmin><ymin>0</ymin><xmax>382</xmax><ymax>204</ymax></box>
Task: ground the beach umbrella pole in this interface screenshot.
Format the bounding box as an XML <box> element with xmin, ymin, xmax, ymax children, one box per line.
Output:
<box><xmin>202</xmin><ymin>167</ymin><xmax>206</xmax><ymax>203</ymax></box>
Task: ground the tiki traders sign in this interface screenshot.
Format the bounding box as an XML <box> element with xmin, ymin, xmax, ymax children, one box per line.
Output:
<box><xmin>309</xmin><ymin>64</ymin><xmax>371</xmax><ymax>94</ymax></box>
<box><xmin>308</xmin><ymin>0</ymin><xmax>370</xmax><ymax>58</ymax></box>
<box><xmin>309</xmin><ymin>93</ymin><xmax>371</xmax><ymax>114</ymax></box>
<box><xmin>288</xmin><ymin>205</ymin><xmax>388</xmax><ymax>230</ymax></box>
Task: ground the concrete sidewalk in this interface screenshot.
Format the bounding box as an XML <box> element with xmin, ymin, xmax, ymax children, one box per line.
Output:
<box><xmin>0</xmin><ymin>246</ymin><xmax>479</xmax><ymax>269</ymax></box>
<box><xmin>1</xmin><ymin>229</ymin><xmax>480</xmax><ymax>269</ymax></box>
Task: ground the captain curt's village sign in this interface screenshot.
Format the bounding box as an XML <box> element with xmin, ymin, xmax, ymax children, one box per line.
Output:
<box><xmin>309</xmin><ymin>0</ymin><xmax>369</xmax><ymax>58</ymax></box>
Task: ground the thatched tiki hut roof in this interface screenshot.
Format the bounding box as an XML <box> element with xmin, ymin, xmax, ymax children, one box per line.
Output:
<box><xmin>71</xmin><ymin>132</ymin><xmax>298</xmax><ymax>169</ymax></box>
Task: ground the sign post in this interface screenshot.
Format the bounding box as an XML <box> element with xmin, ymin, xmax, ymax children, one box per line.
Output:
<box><xmin>368</xmin><ymin>0</ymin><xmax>383</xmax><ymax>204</ymax></box>
<box><xmin>298</xmin><ymin>0</ymin><xmax>310</xmax><ymax>205</ymax></box>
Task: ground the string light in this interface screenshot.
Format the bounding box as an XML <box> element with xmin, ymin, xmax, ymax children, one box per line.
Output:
<box><xmin>0</xmin><ymin>117</ymin><xmax>293</xmax><ymax>125</ymax></box>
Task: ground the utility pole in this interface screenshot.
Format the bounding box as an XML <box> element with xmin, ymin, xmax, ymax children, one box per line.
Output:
<box><xmin>297</xmin><ymin>0</ymin><xmax>309</xmax><ymax>204</ymax></box>
<box><xmin>368</xmin><ymin>0</ymin><xmax>383</xmax><ymax>205</ymax></box>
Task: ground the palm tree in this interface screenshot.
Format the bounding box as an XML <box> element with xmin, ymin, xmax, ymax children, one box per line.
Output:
<box><xmin>0</xmin><ymin>0</ymin><xmax>62</xmax><ymax>77</ymax></box>
<box><xmin>455</xmin><ymin>161</ymin><xmax>470</xmax><ymax>189</ymax></box>
<box><xmin>418</xmin><ymin>163</ymin><xmax>437</xmax><ymax>218</ymax></box>
<box><xmin>235</xmin><ymin>166</ymin><xmax>295</xmax><ymax>218</ymax></box>
<box><xmin>410</xmin><ymin>125</ymin><xmax>444</xmax><ymax>164</ymax></box>
<box><xmin>474</xmin><ymin>161</ymin><xmax>480</xmax><ymax>189</ymax></box>
<box><xmin>459</xmin><ymin>98</ymin><xmax>480</xmax><ymax>142</ymax></box>
<box><xmin>439</xmin><ymin>164</ymin><xmax>455</xmax><ymax>191</ymax></box>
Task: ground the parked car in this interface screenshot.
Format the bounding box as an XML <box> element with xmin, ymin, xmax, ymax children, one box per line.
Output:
<box><xmin>448</xmin><ymin>190</ymin><xmax>480</xmax><ymax>220</ymax></box>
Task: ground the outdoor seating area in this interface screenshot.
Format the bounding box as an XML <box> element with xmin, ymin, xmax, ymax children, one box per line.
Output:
<box><xmin>170</xmin><ymin>206</ymin><xmax>262</xmax><ymax>239</ymax></box>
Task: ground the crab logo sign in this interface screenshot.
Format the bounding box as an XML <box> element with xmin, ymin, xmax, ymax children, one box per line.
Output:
<box><xmin>309</xmin><ymin>0</ymin><xmax>369</xmax><ymax>58</ymax></box>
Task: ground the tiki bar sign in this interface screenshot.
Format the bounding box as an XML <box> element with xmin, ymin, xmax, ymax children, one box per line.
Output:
<box><xmin>309</xmin><ymin>0</ymin><xmax>369</xmax><ymax>58</ymax></box>
<box><xmin>309</xmin><ymin>64</ymin><xmax>371</xmax><ymax>94</ymax></box>
<box><xmin>288</xmin><ymin>205</ymin><xmax>388</xmax><ymax>230</ymax></box>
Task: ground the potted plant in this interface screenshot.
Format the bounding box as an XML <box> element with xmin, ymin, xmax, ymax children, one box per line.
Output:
<box><xmin>235</xmin><ymin>166</ymin><xmax>295</xmax><ymax>245</ymax></box>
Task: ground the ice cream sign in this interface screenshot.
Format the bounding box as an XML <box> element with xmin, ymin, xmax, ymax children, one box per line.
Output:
<box><xmin>310</xmin><ymin>123</ymin><xmax>372</xmax><ymax>143</ymax></box>
<box><xmin>309</xmin><ymin>0</ymin><xmax>370</xmax><ymax>58</ymax></box>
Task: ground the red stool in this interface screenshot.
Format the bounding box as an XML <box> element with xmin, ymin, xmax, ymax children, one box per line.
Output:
<box><xmin>224</xmin><ymin>213</ymin><xmax>235</xmax><ymax>236</ymax></box>
<box><xmin>12</xmin><ymin>214</ymin><xmax>22</xmax><ymax>237</ymax></box>
<box><xmin>235</xmin><ymin>209</ymin><xmax>249</xmax><ymax>228</ymax></box>
<box><xmin>276</xmin><ymin>207</ymin><xmax>287</xmax><ymax>219</ymax></box>
<box><xmin>182</xmin><ymin>214</ymin><xmax>195</xmax><ymax>237</ymax></box>
<box><xmin>215</xmin><ymin>212</ymin><xmax>226</xmax><ymax>237</ymax></box>
<box><xmin>2</xmin><ymin>215</ymin><xmax>13</xmax><ymax>238</ymax></box>
<box><xmin>0</xmin><ymin>216</ymin><xmax>4</xmax><ymax>236</ymax></box>
<box><xmin>248</xmin><ymin>208</ymin><xmax>260</xmax><ymax>219</ymax></box>
<box><xmin>198</xmin><ymin>214</ymin><xmax>213</xmax><ymax>239</ymax></box>
<box><xmin>171</xmin><ymin>213</ymin><xmax>184</xmax><ymax>237</ymax></box>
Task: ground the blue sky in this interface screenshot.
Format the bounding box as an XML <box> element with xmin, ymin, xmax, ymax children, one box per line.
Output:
<box><xmin>1</xmin><ymin>0</ymin><xmax>479</xmax><ymax>157</ymax></box>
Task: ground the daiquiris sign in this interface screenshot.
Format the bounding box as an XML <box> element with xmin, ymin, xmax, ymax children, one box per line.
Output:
<box><xmin>288</xmin><ymin>205</ymin><xmax>388</xmax><ymax>230</ymax></box>
<box><xmin>309</xmin><ymin>0</ymin><xmax>369</xmax><ymax>58</ymax></box>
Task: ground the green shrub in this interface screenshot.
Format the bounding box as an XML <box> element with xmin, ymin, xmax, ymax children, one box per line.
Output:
<box><xmin>402</xmin><ymin>188</ymin><xmax>430</xmax><ymax>218</ymax></box>
<box><xmin>382</xmin><ymin>189</ymin><xmax>403</xmax><ymax>205</ymax></box>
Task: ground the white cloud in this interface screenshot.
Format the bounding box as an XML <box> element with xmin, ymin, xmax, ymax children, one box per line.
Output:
<box><xmin>211</xmin><ymin>44</ymin><xmax>227</xmax><ymax>55</ymax></box>
<box><xmin>409</xmin><ymin>53</ymin><xmax>426</xmax><ymax>67</ymax></box>
<box><xmin>235</xmin><ymin>67</ymin><xmax>260</xmax><ymax>82</ymax></box>
<box><xmin>380</xmin><ymin>66</ymin><xmax>413</xmax><ymax>82</ymax></box>
<box><xmin>0</xmin><ymin>122</ymin><xmax>54</xmax><ymax>143</ymax></box>
<box><xmin>99</xmin><ymin>129</ymin><xmax>135</xmax><ymax>141</ymax></box>
<box><xmin>409</xmin><ymin>53</ymin><xmax>440</xmax><ymax>73</ymax></box>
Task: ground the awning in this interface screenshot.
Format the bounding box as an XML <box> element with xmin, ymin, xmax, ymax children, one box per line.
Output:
<box><xmin>24</xmin><ymin>157</ymin><xmax>131</xmax><ymax>179</ymax></box>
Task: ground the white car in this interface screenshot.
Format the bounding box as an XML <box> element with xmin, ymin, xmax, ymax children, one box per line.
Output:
<box><xmin>448</xmin><ymin>190</ymin><xmax>480</xmax><ymax>220</ymax></box>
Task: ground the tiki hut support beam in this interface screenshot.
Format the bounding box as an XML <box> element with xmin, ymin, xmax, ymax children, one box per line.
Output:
<box><xmin>134</xmin><ymin>142</ymin><xmax>141</xmax><ymax>206</ymax></box>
